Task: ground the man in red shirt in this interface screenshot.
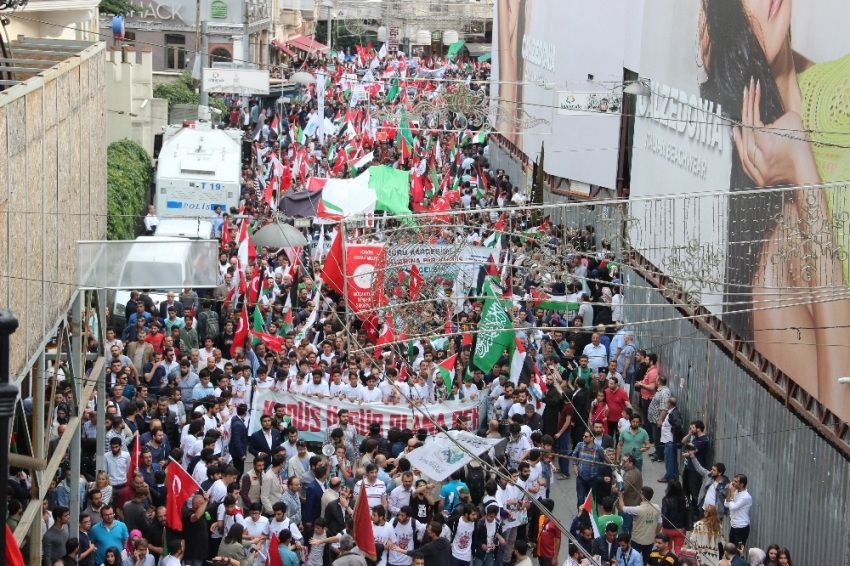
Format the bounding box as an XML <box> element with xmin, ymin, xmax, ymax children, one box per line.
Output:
<box><xmin>604</xmin><ymin>378</ymin><xmax>631</xmax><ymax>443</ymax></box>
<box><xmin>635</xmin><ymin>353</ymin><xmax>658</xmax><ymax>420</ymax></box>
<box><xmin>536</xmin><ymin>499</ymin><xmax>561</xmax><ymax>566</ymax></box>
<box><xmin>145</xmin><ymin>323</ymin><xmax>165</xmax><ymax>354</ymax></box>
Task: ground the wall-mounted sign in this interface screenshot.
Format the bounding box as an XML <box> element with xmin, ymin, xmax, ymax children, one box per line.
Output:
<box><xmin>210</xmin><ymin>0</ymin><xmax>227</xmax><ymax>18</ymax></box>
<box><xmin>203</xmin><ymin>68</ymin><xmax>270</xmax><ymax>95</ymax></box>
<box><xmin>557</xmin><ymin>92</ymin><xmax>622</xmax><ymax>115</ymax></box>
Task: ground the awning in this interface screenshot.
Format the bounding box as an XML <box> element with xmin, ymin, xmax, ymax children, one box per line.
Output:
<box><xmin>465</xmin><ymin>43</ymin><xmax>491</xmax><ymax>57</ymax></box>
<box><xmin>271</xmin><ymin>39</ymin><xmax>296</xmax><ymax>57</ymax></box>
<box><xmin>446</xmin><ymin>40</ymin><xmax>466</xmax><ymax>59</ymax></box>
<box><xmin>287</xmin><ymin>36</ymin><xmax>330</xmax><ymax>55</ymax></box>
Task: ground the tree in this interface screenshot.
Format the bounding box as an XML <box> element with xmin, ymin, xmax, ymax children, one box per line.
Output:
<box><xmin>99</xmin><ymin>0</ymin><xmax>137</xmax><ymax>15</ymax></box>
<box><xmin>106</xmin><ymin>140</ymin><xmax>153</xmax><ymax>240</ymax></box>
<box><xmin>315</xmin><ymin>20</ymin><xmax>374</xmax><ymax>53</ymax></box>
<box><xmin>153</xmin><ymin>72</ymin><xmax>228</xmax><ymax>117</ymax></box>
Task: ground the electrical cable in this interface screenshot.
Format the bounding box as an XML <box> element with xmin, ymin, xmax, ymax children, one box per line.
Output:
<box><xmin>8</xmin><ymin>11</ymin><xmax>850</xmax><ymax>146</ymax></box>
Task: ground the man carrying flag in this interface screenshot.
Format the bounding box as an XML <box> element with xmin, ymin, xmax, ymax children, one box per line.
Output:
<box><xmin>166</xmin><ymin>457</ymin><xmax>210</xmax><ymax>562</ymax></box>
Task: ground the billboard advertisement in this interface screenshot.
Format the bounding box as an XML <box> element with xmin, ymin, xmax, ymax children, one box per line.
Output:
<box><xmin>629</xmin><ymin>0</ymin><xmax>850</xmax><ymax>422</ymax></box>
<box><xmin>492</xmin><ymin>0</ymin><xmax>640</xmax><ymax>189</ymax></box>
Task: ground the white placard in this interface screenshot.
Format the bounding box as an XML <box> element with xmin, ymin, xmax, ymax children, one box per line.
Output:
<box><xmin>203</xmin><ymin>68</ymin><xmax>270</xmax><ymax>95</ymax></box>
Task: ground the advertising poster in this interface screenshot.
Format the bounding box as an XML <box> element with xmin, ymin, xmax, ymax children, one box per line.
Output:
<box><xmin>250</xmin><ymin>389</ymin><xmax>487</xmax><ymax>442</ymax></box>
<box><xmin>492</xmin><ymin>0</ymin><xmax>637</xmax><ymax>189</ymax></box>
<box><xmin>630</xmin><ymin>0</ymin><xmax>850</xmax><ymax>421</ymax></box>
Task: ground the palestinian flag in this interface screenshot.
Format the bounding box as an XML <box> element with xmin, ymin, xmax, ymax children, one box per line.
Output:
<box><xmin>473</xmin><ymin>130</ymin><xmax>488</xmax><ymax>144</ymax></box>
<box><xmin>522</xmin><ymin>216</ymin><xmax>551</xmax><ymax>237</ymax></box>
<box><xmin>282</xmin><ymin>306</ymin><xmax>293</xmax><ymax>334</ymax></box>
<box><xmin>397</xmin><ymin>119</ymin><xmax>414</xmax><ymax>161</ymax></box>
<box><xmin>530</xmin><ymin>289</ymin><xmax>575</xmax><ymax>312</ymax></box>
<box><xmin>437</xmin><ymin>353</ymin><xmax>458</xmax><ymax>391</ymax></box>
<box><xmin>317</xmin><ymin>196</ymin><xmax>345</xmax><ymax>221</ymax></box>
<box><xmin>581</xmin><ymin>493</ymin><xmax>601</xmax><ymax>538</ymax></box>
<box><xmin>385</xmin><ymin>78</ymin><xmax>400</xmax><ymax>103</ymax></box>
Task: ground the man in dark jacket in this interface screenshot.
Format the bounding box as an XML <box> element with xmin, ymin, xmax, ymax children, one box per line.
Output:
<box><xmin>472</xmin><ymin>505</ymin><xmax>504</xmax><ymax>564</ymax></box>
<box><xmin>230</xmin><ymin>404</ymin><xmax>249</xmax><ymax>475</ymax></box>
<box><xmin>248</xmin><ymin>414</ymin><xmax>282</xmax><ymax>469</ymax></box>
<box><xmin>148</xmin><ymin>397</ymin><xmax>180</xmax><ymax>449</ymax></box>
<box><xmin>592</xmin><ymin>523</ymin><xmax>619</xmax><ymax>564</ymax></box>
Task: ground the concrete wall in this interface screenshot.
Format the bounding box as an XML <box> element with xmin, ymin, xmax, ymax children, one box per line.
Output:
<box><xmin>106</xmin><ymin>46</ymin><xmax>168</xmax><ymax>157</ymax></box>
<box><xmin>0</xmin><ymin>41</ymin><xmax>107</xmax><ymax>380</ymax></box>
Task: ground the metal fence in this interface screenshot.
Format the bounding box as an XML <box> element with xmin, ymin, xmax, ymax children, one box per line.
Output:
<box><xmin>624</xmin><ymin>268</ymin><xmax>850</xmax><ymax>566</ymax></box>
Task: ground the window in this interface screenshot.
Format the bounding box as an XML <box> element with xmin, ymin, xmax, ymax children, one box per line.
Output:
<box><xmin>210</xmin><ymin>47</ymin><xmax>232</xmax><ymax>64</ymax></box>
<box><xmin>165</xmin><ymin>34</ymin><xmax>185</xmax><ymax>70</ymax></box>
<box><xmin>124</xmin><ymin>31</ymin><xmax>136</xmax><ymax>44</ymax></box>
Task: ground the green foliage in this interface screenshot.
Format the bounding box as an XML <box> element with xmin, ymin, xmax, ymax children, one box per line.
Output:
<box><xmin>106</xmin><ymin>140</ymin><xmax>153</xmax><ymax>240</ymax></box>
<box><xmin>99</xmin><ymin>0</ymin><xmax>137</xmax><ymax>15</ymax></box>
<box><xmin>315</xmin><ymin>20</ymin><xmax>374</xmax><ymax>52</ymax></box>
<box><xmin>153</xmin><ymin>72</ymin><xmax>228</xmax><ymax>118</ymax></box>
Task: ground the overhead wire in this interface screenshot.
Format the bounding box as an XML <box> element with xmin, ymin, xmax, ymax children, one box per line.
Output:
<box><xmin>8</xmin><ymin>12</ymin><xmax>850</xmax><ymax>145</ymax></box>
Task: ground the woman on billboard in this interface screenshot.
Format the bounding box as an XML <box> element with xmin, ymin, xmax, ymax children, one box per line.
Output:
<box><xmin>699</xmin><ymin>0</ymin><xmax>850</xmax><ymax>417</ymax></box>
<box><xmin>496</xmin><ymin>0</ymin><xmax>532</xmax><ymax>149</ymax></box>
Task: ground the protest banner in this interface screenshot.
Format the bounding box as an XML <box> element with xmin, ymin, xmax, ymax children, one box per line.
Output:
<box><xmin>249</xmin><ymin>389</ymin><xmax>487</xmax><ymax>442</ymax></box>
<box><xmin>405</xmin><ymin>431</ymin><xmax>504</xmax><ymax>480</ymax></box>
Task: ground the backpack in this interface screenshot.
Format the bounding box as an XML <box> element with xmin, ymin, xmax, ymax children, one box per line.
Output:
<box><xmin>392</xmin><ymin>517</ymin><xmax>422</xmax><ymax>549</ymax></box>
<box><xmin>466</xmin><ymin>464</ymin><xmax>486</xmax><ymax>505</ymax></box>
<box><xmin>199</xmin><ymin>310</ymin><xmax>220</xmax><ymax>340</ymax></box>
<box><xmin>677</xmin><ymin>548</ymin><xmax>701</xmax><ymax>566</ymax></box>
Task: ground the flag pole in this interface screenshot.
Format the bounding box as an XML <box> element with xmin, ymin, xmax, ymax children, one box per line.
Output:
<box><xmin>340</xmin><ymin>218</ymin><xmax>350</xmax><ymax>353</ymax></box>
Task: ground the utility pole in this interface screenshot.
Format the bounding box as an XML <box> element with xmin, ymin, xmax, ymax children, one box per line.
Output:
<box><xmin>200</xmin><ymin>20</ymin><xmax>209</xmax><ymax>106</ymax></box>
<box><xmin>327</xmin><ymin>6</ymin><xmax>333</xmax><ymax>54</ymax></box>
<box><xmin>241</xmin><ymin>0</ymin><xmax>250</xmax><ymax>109</ymax></box>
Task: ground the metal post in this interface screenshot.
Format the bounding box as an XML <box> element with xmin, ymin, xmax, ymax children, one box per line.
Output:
<box><xmin>95</xmin><ymin>293</ymin><xmax>107</xmax><ymax>472</ymax></box>
<box><xmin>68</xmin><ymin>294</ymin><xmax>84</xmax><ymax>534</ymax></box>
<box><xmin>241</xmin><ymin>0</ymin><xmax>250</xmax><ymax>109</ymax></box>
<box><xmin>0</xmin><ymin>309</ymin><xmax>21</xmax><ymax>562</ymax></box>
<box><xmin>200</xmin><ymin>20</ymin><xmax>209</xmax><ymax>107</ymax></box>
<box><xmin>340</xmin><ymin>220</ymin><xmax>349</xmax><ymax>352</ymax></box>
<box><xmin>327</xmin><ymin>7</ymin><xmax>333</xmax><ymax>54</ymax></box>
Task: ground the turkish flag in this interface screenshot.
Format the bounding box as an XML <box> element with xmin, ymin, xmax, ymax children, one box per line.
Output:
<box><xmin>165</xmin><ymin>458</ymin><xmax>201</xmax><ymax>530</ymax></box>
<box><xmin>268</xmin><ymin>532</ymin><xmax>284</xmax><ymax>566</ymax></box>
<box><xmin>251</xmin><ymin>330</ymin><xmax>284</xmax><ymax>353</ymax></box>
<box><xmin>127</xmin><ymin>434</ymin><xmax>141</xmax><ymax>485</ymax></box>
<box><xmin>233</xmin><ymin>304</ymin><xmax>250</xmax><ymax>352</ymax></box>
<box><xmin>5</xmin><ymin>525</ymin><xmax>24</xmax><ymax>566</ymax></box>
<box><xmin>322</xmin><ymin>230</ymin><xmax>345</xmax><ymax>296</ymax></box>
<box><xmin>408</xmin><ymin>264</ymin><xmax>424</xmax><ymax>301</ymax></box>
<box><xmin>352</xmin><ymin>480</ymin><xmax>377</xmax><ymax>561</ymax></box>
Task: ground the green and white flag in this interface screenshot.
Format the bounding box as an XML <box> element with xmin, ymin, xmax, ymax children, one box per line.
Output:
<box><xmin>473</xmin><ymin>285</ymin><xmax>514</xmax><ymax>373</ymax></box>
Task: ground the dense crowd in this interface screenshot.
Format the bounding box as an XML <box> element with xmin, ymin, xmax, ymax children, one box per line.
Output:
<box><xmin>20</xmin><ymin>41</ymin><xmax>791</xmax><ymax>566</ymax></box>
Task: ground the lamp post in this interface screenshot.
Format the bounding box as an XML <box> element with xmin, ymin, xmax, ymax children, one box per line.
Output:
<box><xmin>0</xmin><ymin>309</ymin><xmax>20</xmax><ymax>561</ymax></box>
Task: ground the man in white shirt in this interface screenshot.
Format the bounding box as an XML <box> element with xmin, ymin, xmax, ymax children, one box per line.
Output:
<box><xmin>341</xmin><ymin>373</ymin><xmax>364</xmax><ymax>403</ymax></box>
<box><xmin>387</xmin><ymin>506</ymin><xmax>425</xmax><ymax>566</ymax></box>
<box><xmin>410</xmin><ymin>374</ymin><xmax>432</xmax><ymax>404</ymax></box>
<box><xmin>388</xmin><ymin>472</ymin><xmax>416</xmax><ymax>517</ymax></box>
<box><xmin>582</xmin><ymin>333</ymin><xmax>608</xmax><ymax>375</ymax></box>
<box><xmin>361</xmin><ymin>375</ymin><xmax>383</xmax><ymax>403</ymax></box>
<box><xmin>450</xmin><ymin>504</ymin><xmax>479</xmax><ymax>565</ymax></box>
<box><xmin>354</xmin><ymin>464</ymin><xmax>387</xmax><ymax>511</ymax></box>
<box><xmin>104</xmin><ymin>437</ymin><xmax>130</xmax><ymax>488</ymax></box>
<box><xmin>304</xmin><ymin>371</ymin><xmax>330</xmax><ymax>398</ymax></box>
<box><xmin>380</xmin><ymin>368</ymin><xmax>409</xmax><ymax>405</ymax></box>
<box><xmin>725</xmin><ymin>474</ymin><xmax>753</xmax><ymax>547</ymax></box>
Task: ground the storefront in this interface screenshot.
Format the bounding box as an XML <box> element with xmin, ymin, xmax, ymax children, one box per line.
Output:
<box><xmin>100</xmin><ymin>0</ymin><xmax>272</xmax><ymax>72</ymax></box>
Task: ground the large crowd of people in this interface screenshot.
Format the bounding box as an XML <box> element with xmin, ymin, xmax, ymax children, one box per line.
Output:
<box><xmin>20</xmin><ymin>40</ymin><xmax>790</xmax><ymax>566</ymax></box>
